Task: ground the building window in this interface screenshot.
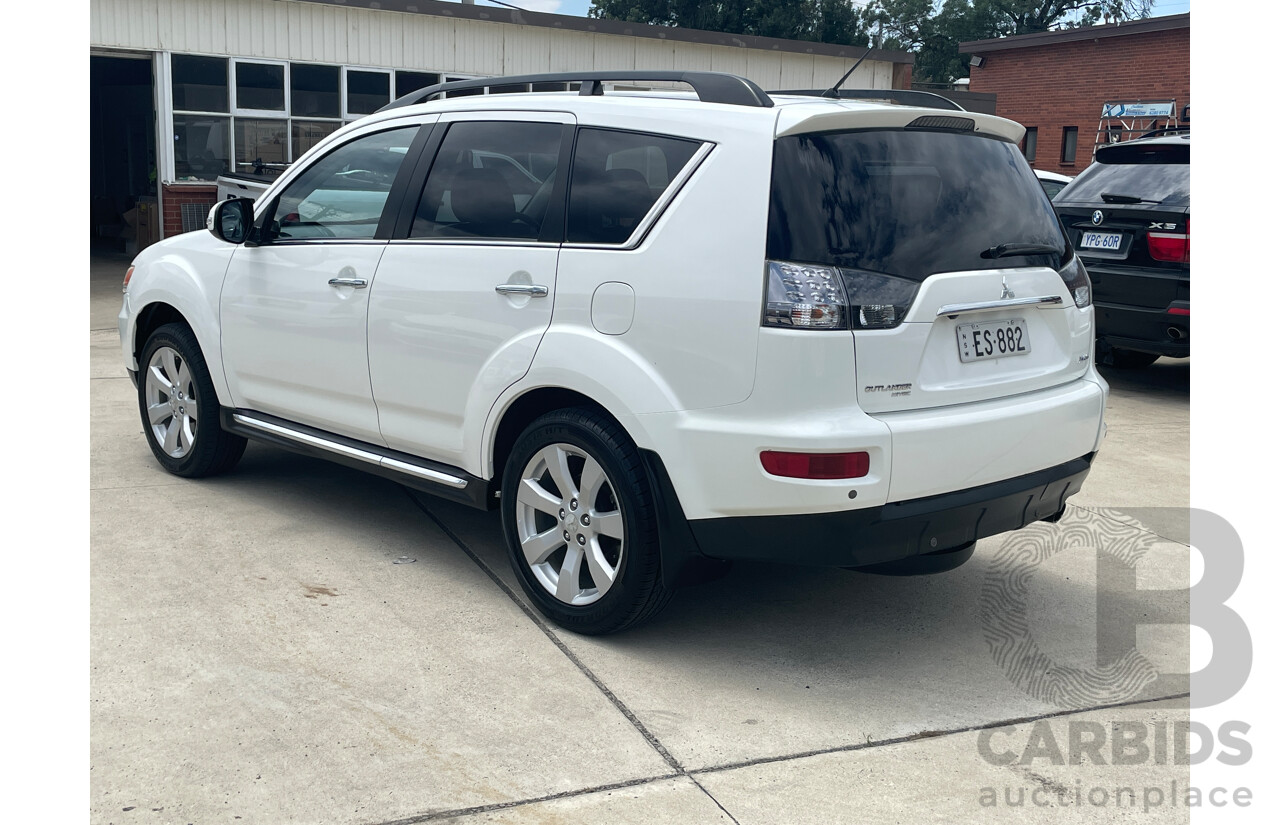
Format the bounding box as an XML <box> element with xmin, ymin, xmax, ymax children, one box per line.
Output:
<box><xmin>395</xmin><ymin>71</ymin><xmax>442</xmax><ymax>99</ymax></box>
<box><xmin>235</xmin><ymin>62</ymin><xmax>286</xmax><ymax>112</ymax></box>
<box><xmin>291</xmin><ymin>64</ymin><xmax>341</xmax><ymax>118</ymax></box>
<box><xmin>1061</xmin><ymin>126</ymin><xmax>1078</xmax><ymax>164</ymax></box>
<box><xmin>290</xmin><ymin>63</ymin><xmax>342</xmax><ymax>159</ymax></box>
<box><xmin>1022</xmin><ymin>127</ymin><xmax>1037</xmax><ymax>162</ymax></box>
<box><xmin>172</xmin><ymin>54</ymin><xmax>228</xmax><ymax>112</ymax></box>
<box><xmin>345</xmin><ymin>69</ymin><xmax>391</xmax><ymax>117</ymax></box>
<box><xmin>165</xmin><ymin>54</ymin><xmax>492</xmax><ymax>184</ymax></box>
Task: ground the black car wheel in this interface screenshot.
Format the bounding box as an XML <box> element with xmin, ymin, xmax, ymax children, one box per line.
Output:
<box><xmin>501</xmin><ymin>408</ymin><xmax>673</xmax><ymax>635</ymax></box>
<box><xmin>138</xmin><ymin>323</ymin><xmax>247</xmax><ymax>477</ymax></box>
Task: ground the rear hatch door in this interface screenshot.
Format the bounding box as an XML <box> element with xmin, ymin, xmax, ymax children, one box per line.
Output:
<box><xmin>1053</xmin><ymin>138</ymin><xmax>1190</xmax><ymax>310</ymax></box>
<box><xmin>768</xmin><ymin>124</ymin><xmax>1092</xmax><ymax>415</ymax></box>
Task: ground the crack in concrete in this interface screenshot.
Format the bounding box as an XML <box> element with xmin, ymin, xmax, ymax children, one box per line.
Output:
<box><xmin>402</xmin><ymin>488</ymin><xmax>683</xmax><ymax>773</ymax></box>
<box><xmin>390</xmin><ymin>486</ymin><xmax>1189</xmax><ymax>825</ymax></box>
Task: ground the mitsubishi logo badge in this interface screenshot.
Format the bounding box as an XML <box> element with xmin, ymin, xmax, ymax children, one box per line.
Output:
<box><xmin>1000</xmin><ymin>277</ymin><xmax>1015</xmax><ymax>300</ymax></box>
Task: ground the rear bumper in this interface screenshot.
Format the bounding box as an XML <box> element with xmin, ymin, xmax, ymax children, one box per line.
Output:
<box><xmin>686</xmin><ymin>453</ymin><xmax>1093</xmax><ymax>568</ymax></box>
<box><xmin>1095</xmin><ymin>300</ymin><xmax>1190</xmax><ymax>357</ymax></box>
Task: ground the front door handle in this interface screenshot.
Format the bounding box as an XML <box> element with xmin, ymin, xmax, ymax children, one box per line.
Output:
<box><xmin>495</xmin><ymin>284</ymin><xmax>549</xmax><ymax>297</ymax></box>
<box><xmin>329</xmin><ymin>277</ymin><xmax>368</xmax><ymax>289</ymax></box>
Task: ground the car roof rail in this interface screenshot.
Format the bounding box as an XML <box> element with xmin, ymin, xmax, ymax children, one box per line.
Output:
<box><xmin>770</xmin><ymin>88</ymin><xmax>965</xmax><ymax>112</ymax></box>
<box><xmin>378</xmin><ymin>71</ymin><xmax>775</xmax><ymax>112</ymax></box>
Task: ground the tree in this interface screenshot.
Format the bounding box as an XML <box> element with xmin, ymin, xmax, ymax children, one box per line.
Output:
<box><xmin>864</xmin><ymin>0</ymin><xmax>1154</xmax><ymax>83</ymax></box>
<box><xmin>587</xmin><ymin>1</ymin><xmax>872</xmax><ymax>48</ymax></box>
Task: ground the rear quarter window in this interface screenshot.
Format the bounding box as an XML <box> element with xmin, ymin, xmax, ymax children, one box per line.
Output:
<box><xmin>566</xmin><ymin>129</ymin><xmax>701</xmax><ymax>245</ymax></box>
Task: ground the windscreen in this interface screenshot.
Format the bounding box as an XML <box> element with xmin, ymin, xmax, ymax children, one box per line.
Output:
<box><xmin>768</xmin><ymin>130</ymin><xmax>1068</xmax><ymax>279</ymax></box>
<box><xmin>1055</xmin><ymin>142</ymin><xmax>1190</xmax><ymax>207</ymax></box>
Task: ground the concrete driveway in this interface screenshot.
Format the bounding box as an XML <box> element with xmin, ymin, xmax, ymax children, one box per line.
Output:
<box><xmin>91</xmin><ymin>253</ymin><xmax>1192</xmax><ymax>824</ymax></box>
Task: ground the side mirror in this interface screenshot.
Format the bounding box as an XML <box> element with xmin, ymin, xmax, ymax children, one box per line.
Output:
<box><xmin>207</xmin><ymin>198</ymin><xmax>254</xmax><ymax>244</ymax></box>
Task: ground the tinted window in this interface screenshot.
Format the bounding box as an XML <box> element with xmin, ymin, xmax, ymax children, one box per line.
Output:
<box><xmin>567</xmin><ymin>129</ymin><xmax>700</xmax><ymax>244</ymax></box>
<box><xmin>172</xmin><ymin>55</ymin><xmax>228</xmax><ymax>112</ymax></box>
<box><xmin>235</xmin><ymin>62</ymin><xmax>285</xmax><ymax>111</ymax></box>
<box><xmin>396</xmin><ymin>71</ymin><xmax>441</xmax><ymax>99</ymax></box>
<box><xmin>768</xmin><ymin>130</ymin><xmax>1067</xmax><ymax>280</ymax></box>
<box><xmin>1055</xmin><ymin>142</ymin><xmax>1190</xmax><ymax>206</ymax></box>
<box><xmin>273</xmin><ymin>127</ymin><xmax>417</xmax><ymax>241</ymax></box>
<box><xmin>412</xmin><ymin>121</ymin><xmax>563</xmax><ymax>240</ymax></box>
<box><xmin>1061</xmin><ymin>126</ymin><xmax>1078</xmax><ymax>163</ymax></box>
<box><xmin>347</xmin><ymin>70</ymin><xmax>390</xmax><ymax>115</ymax></box>
<box><xmin>291</xmin><ymin>64</ymin><xmax>340</xmax><ymax>118</ymax></box>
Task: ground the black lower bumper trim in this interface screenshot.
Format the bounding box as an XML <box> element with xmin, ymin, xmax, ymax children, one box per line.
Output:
<box><xmin>687</xmin><ymin>454</ymin><xmax>1094</xmax><ymax>569</ymax></box>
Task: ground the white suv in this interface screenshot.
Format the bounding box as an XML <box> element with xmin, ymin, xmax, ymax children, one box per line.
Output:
<box><xmin>120</xmin><ymin>72</ymin><xmax>1107</xmax><ymax>634</ymax></box>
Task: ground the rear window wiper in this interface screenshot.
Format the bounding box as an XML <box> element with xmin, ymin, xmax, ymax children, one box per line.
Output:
<box><xmin>980</xmin><ymin>243</ymin><xmax>1061</xmax><ymax>260</ymax></box>
<box><xmin>1100</xmin><ymin>192</ymin><xmax>1162</xmax><ymax>204</ymax></box>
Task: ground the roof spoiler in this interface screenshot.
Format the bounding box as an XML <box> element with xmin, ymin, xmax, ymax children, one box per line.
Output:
<box><xmin>771</xmin><ymin>88</ymin><xmax>965</xmax><ymax>112</ymax></box>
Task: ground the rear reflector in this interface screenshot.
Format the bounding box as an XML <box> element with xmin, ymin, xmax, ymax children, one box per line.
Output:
<box><xmin>1168</xmin><ymin>306</ymin><xmax>1190</xmax><ymax>317</ymax></box>
<box><xmin>760</xmin><ymin>450</ymin><xmax>870</xmax><ymax>480</ymax></box>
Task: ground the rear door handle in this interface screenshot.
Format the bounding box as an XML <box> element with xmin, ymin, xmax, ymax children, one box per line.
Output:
<box><xmin>328</xmin><ymin>277</ymin><xmax>368</xmax><ymax>289</ymax></box>
<box><xmin>495</xmin><ymin>284</ymin><xmax>549</xmax><ymax>297</ymax></box>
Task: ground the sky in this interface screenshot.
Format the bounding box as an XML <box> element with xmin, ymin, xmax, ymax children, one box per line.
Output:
<box><xmin>477</xmin><ymin>0</ymin><xmax>1191</xmax><ymax>20</ymax></box>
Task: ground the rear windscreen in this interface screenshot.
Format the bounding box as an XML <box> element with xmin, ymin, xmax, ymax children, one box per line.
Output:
<box><xmin>1054</xmin><ymin>142</ymin><xmax>1190</xmax><ymax>207</ymax></box>
<box><xmin>768</xmin><ymin>130</ymin><xmax>1067</xmax><ymax>280</ymax></box>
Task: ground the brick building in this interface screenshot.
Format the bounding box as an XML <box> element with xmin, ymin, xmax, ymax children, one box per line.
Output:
<box><xmin>960</xmin><ymin>13</ymin><xmax>1189</xmax><ymax>175</ymax></box>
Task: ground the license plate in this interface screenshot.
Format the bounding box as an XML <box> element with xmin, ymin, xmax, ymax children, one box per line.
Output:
<box><xmin>957</xmin><ymin>318</ymin><xmax>1031</xmax><ymax>363</ymax></box>
<box><xmin>1080</xmin><ymin>230</ymin><xmax>1123</xmax><ymax>251</ymax></box>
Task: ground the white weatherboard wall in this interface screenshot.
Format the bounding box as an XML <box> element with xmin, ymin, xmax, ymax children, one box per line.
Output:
<box><xmin>89</xmin><ymin>0</ymin><xmax>895</xmax><ymax>91</ymax></box>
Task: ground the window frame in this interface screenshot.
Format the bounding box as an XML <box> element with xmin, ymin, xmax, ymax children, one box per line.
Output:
<box><xmin>388</xmin><ymin>112</ymin><xmax>578</xmax><ymax>246</ymax></box>
<box><xmin>252</xmin><ymin>120</ymin><xmax>433</xmax><ymax>246</ymax></box>
<box><xmin>342</xmin><ymin>66</ymin><xmax>393</xmax><ymax>120</ymax></box>
<box><xmin>161</xmin><ymin>51</ymin><xmax>493</xmax><ymax>187</ymax></box>
<box><xmin>231</xmin><ymin>57</ymin><xmax>290</xmax><ymax>118</ymax></box>
<box><xmin>1023</xmin><ymin>127</ymin><xmax>1038</xmax><ymax>163</ymax></box>
<box><xmin>1061</xmin><ymin>126</ymin><xmax>1079</xmax><ymax>165</ymax></box>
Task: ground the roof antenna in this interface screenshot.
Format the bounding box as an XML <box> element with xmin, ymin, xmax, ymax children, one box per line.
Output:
<box><xmin>822</xmin><ymin>48</ymin><xmax>873</xmax><ymax>99</ymax></box>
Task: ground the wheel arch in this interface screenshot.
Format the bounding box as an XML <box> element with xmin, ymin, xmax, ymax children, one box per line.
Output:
<box><xmin>487</xmin><ymin>387</ymin><xmax>620</xmax><ymax>493</ymax></box>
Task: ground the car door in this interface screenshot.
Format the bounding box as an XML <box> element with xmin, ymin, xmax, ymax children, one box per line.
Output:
<box><xmin>368</xmin><ymin>112</ymin><xmax>573</xmax><ymax>469</ymax></box>
<box><xmin>219</xmin><ymin>121</ymin><xmax>432</xmax><ymax>444</ymax></box>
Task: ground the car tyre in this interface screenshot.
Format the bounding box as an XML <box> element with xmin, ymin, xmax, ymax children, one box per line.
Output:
<box><xmin>138</xmin><ymin>323</ymin><xmax>247</xmax><ymax>478</ymax></box>
<box><xmin>501</xmin><ymin>408</ymin><xmax>673</xmax><ymax>635</ymax></box>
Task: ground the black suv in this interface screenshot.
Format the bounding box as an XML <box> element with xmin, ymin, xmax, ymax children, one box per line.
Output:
<box><xmin>1054</xmin><ymin>134</ymin><xmax>1189</xmax><ymax>368</ymax></box>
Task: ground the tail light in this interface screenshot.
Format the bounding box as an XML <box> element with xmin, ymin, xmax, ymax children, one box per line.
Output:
<box><xmin>1057</xmin><ymin>255</ymin><xmax>1092</xmax><ymax>308</ymax></box>
<box><xmin>1148</xmin><ymin>217</ymin><xmax>1189</xmax><ymax>263</ymax></box>
<box><xmin>761</xmin><ymin>450</ymin><xmax>870</xmax><ymax>479</ymax></box>
<box><xmin>763</xmin><ymin>261</ymin><xmax>918</xmax><ymax>330</ymax></box>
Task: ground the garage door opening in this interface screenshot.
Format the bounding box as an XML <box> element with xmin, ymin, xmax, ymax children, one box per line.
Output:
<box><xmin>91</xmin><ymin>54</ymin><xmax>157</xmax><ymax>254</ymax></box>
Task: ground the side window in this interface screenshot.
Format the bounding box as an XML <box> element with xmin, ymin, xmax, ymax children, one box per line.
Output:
<box><xmin>567</xmin><ymin>129</ymin><xmax>701</xmax><ymax>245</ymax></box>
<box><xmin>411</xmin><ymin>121</ymin><xmax>563</xmax><ymax>241</ymax></box>
<box><xmin>272</xmin><ymin>126</ymin><xmax>417</xmax><ymax>241</ymax></box>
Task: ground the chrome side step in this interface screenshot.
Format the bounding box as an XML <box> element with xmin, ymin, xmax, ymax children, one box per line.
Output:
<box><xmin>230</xmin><ymin>413</ymin><xmax>469</xmax><ymax>490</ymax></box>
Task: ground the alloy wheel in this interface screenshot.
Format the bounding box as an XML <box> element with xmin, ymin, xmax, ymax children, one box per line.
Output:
<box><xmin>514</xmin><ymin>443</ymin><xmax>625</xmax><ymax>605</ymax></box>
